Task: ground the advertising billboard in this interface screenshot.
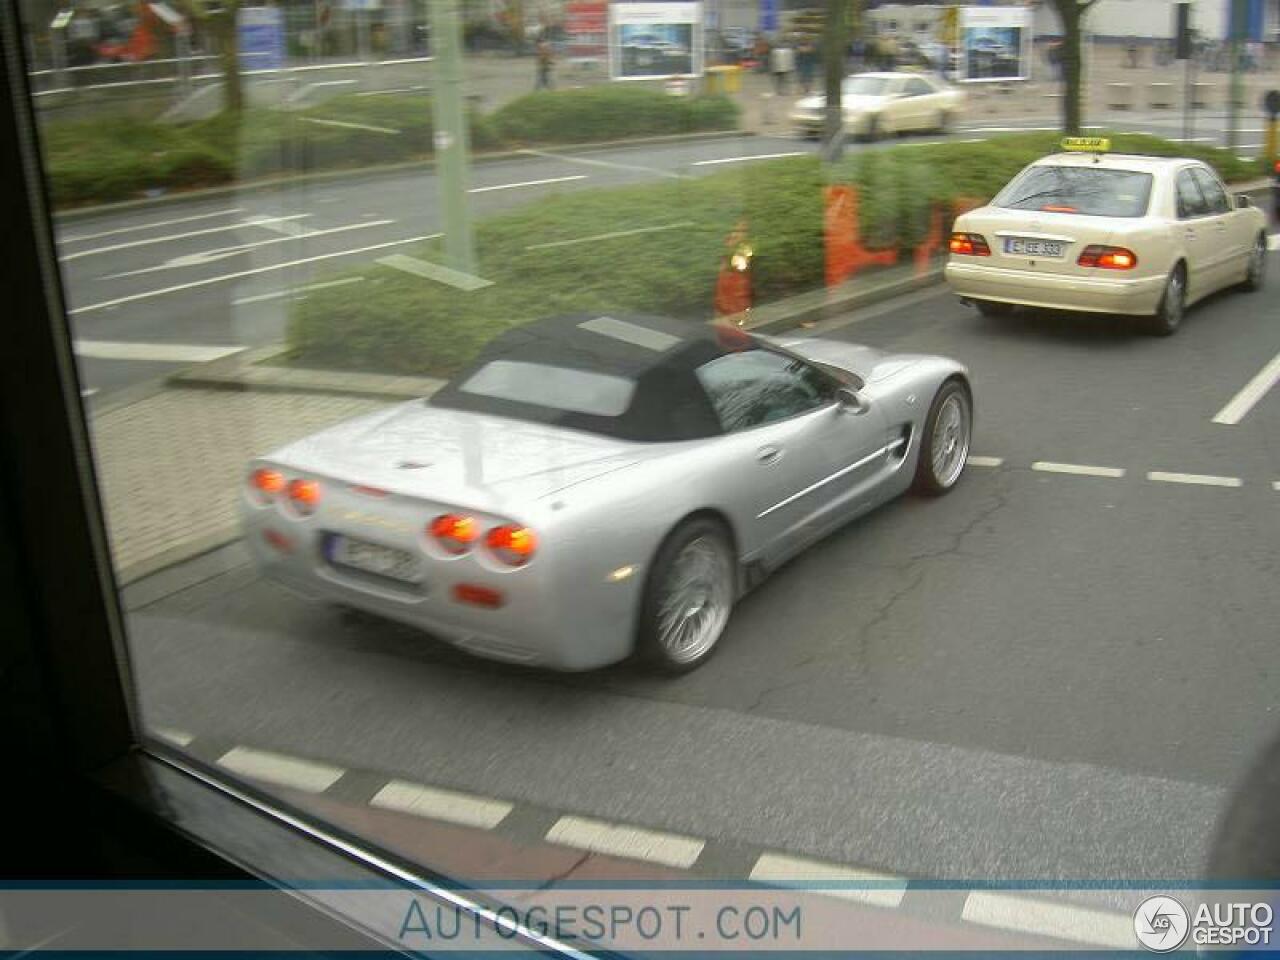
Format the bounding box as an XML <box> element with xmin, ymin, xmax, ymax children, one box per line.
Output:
<box><xmin>610</xmin><ymin>1</ymin><xmax>703</xmax><ymax>80</ymax></box>
<box><xmin>566</xmin><ymin>0</ymin><xmax>608</xmax><ymax>61</ymax></box>
<box><xmin>959</xmin><ymin>5</ymin><xmax>1031</xmax><ymax>82</ymax></box>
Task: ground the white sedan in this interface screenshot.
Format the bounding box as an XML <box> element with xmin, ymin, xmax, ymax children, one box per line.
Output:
<box><xmin>789</xmin><ymin>72</ymin><xmax>964</xmax><ymax>140</ymax></box>
<box><xmin>944</xmin><ymin>142</ymin><xmax>1269</xmax><ymax>335</ymax></box>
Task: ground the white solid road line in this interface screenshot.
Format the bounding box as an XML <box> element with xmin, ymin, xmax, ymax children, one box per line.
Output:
<box><xmin>518</xmin><ymin>147</ymin><xmax>686</xmax><ymax>180</ymax></box>
<box><xmin>59</xmin><ymin>207</ymin><xmax>244</xmax><ymax>244</ymax></box>
<box><xmin>232</xmin><ymin>276</ymin><xmax>366</xmax><ymax>305</ymax></box>
<box><xmin>961</xmin><ymin>891</ymin><xmax>1133</xmax><ymax>949</ymax></box>
<box><xmin>60</xmin><ymin>215</ymin><xmax>311</xmax><ymax>262</ymax></box>
<box><xmin>691</xmin><ymin>151</ymin><xmax>807</xmax><ymax>166</ymax></box>
<box><xmin>1147</xmin><ymin>471</ymin><xmax>1243</xmax><ymax>488</ymax></box>
<box><xmin>1212</xmin><ymin>351</ymin><xmax>1280</xmax><ymax>425</ymax></box>
<box><xmin>545</xmin><ymin>815</ymin><xmax>705</xmax><ymax>869</ymax></box>
<box><xmin>1268</xmin><ymin>234</ymin><xmax>1280</xmax><ymax>252</ymax></box>
<box><xmin>68</xmin><ymin>234</ymin><xmax>438</xmax><ymax>315</ymax></box>
<box><xmin>103</xmin><ymin>219</ymin><xmax>397</xmax><ymax>278</ymax></box>
<box><xmin>370</xmin><ymin>780</ymin><xmax>513</xmax><ymax>830</ymax></box>
<box><xmin>217</xmin><ymin>746</ymin><xmax>344</xmax><ymax>794</ymax></box>
<box><xmin>1031</xmin><ymin>461</ymin><xmax>1126</xmax><ymax>479</ymax></box>
<box><xmin>748</xmin><ymin>853</ymin><xmax>907</xmax><ymax>908</ymax></box>
<box><xmin>300</xmin><ymin>116</ymin><xmax>400</xmax><ymax>135</ymax></box>
<box><xmin>74</xmin><ymin>340</ymin><xmax>245</xmax><ymax>363</ymax></box>
<box><xmin>966</xmin><ymin>455</ymin><xmax>1004</xmax><ymax>467</ymax></box>
<box><xmin>468</xmin><ymin>174</ymin><xmax>587</xmax><ymax>193</ymax></box>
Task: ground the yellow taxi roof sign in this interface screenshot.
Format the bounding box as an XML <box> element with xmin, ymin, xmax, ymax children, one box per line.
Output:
<box><xmin>1061</xmin><ymin>136</ymin><xmax>1111</xmax><ymax>153</ymax></box>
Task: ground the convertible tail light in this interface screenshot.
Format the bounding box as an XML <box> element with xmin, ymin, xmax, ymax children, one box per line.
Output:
<box><xmin>452</xmin><ymin>583</ymin><xmax>505</xmax><ymax>609</ymax></box>
<box><xmin>1077</xmin><ymin>245</ymin><xmax>1138</xmax><ymax>269</ymax></box>
<box><xmin>250</xmin><ymin>467</ymin><xmax>286</xmax><ymax>502</ymax></box>
<box><xmin>430</xmin><ymin>514</ymin><xmax>478</xmax><ymax>555</ymax></box>
<box><xmin>287</xmin><ymin>477</ymin><xmax>322</xmax><ymax>515</ymax></box>
<box><xmin>949</xmin><ymin>232</ymin><xmax>990</xmax><ymax>256</ymax></box>
<box><xmin>486</xmin><ymin>524</ymin><xmax>537</xmax><ymax>567</ymax></box>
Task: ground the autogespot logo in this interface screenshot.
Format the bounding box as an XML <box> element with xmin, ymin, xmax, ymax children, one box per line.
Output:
<box><xmin>1134</xmin><ymin>895</ymin><xmax>1191</xmax><ymax>952</ymax></box>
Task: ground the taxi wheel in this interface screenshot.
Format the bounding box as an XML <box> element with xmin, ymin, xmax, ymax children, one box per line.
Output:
<box><xmin>1149</xmin><ymin>265</ymin><xmax>1185</xmax><ymax>336</ymax></box>
<box><xmin>1243</xmin><ymin>234</ymin><xmax>1266</xmax><ymax>292</ymax></box>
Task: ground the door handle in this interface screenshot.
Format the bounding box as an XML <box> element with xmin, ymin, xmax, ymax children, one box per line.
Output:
<box><xmin>756</xmin><ymin>445</ymin><xmax>783</xmax><ymax>465</ymax></box>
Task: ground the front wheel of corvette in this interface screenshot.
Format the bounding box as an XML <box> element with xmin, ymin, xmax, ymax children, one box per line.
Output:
<box><xmin>638</xmin><ymin>518</ymin><xmax>736</xmax><ymax>673</ymax></box>
<box><xmin>913</xmin><ymin>379</ymin><xmax>972</xmax><ymax>496</ymax></box>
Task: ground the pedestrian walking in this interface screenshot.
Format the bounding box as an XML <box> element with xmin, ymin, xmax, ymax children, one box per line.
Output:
<box><xmin>796</xmin><ymin>37</ymin><xmax>817</xmax><ymax>94</ymax></box>
<box><xmin>770</xmin><ymin>38</ymin><xmax>795</xmax><ymax>94</ymax></box>
<box><xmin>535</xmin><ymin>37</ymin><xmax>553</xmax><ymax>90</ymax></box>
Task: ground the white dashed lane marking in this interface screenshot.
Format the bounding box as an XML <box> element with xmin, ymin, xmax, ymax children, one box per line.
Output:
<box><xmin>748</xmin><ymin>853</ymin><xmax>907</xmax><ymax>908</ymax></box>
<box><xmin>545</xmin><ymin>815</ymin><xmax>705</xmax><ymax>869</ymax></box>
<box><xmin>152</xmin><ymin>727</ymin><xmax>194</xmax><ymax>746</ymax></box>
<box><xmin>1147</xmin><ymin>471</ymin><xmax>1242</xmax><ymax>488</ymax></box>
<box><xmin>469</xmin><ymin>175</ymin><xmax>587</xmax><ymax>194</ymax></box>
<box><xmin>216</xmin><ymin>746</ymin><xmax>345</xmax><ymax>793</ymax></box>
<box><xmin>1269</xmin><ymin>234</ymin><xmax>1279</xmax><ymax>251</ymax></box>
<box><xmin>961</xmin><ymin>891</ymin><xmax>1134</xmax><ymax>949</ymax></box>
<box><xmin>371</xmin><ymin>779</ymin><xmax>513</xmax><ymax>830</ymax></box>
<box><xmin>691</xmin><ymin>151</ymin><xmax>807</xmax><ymax>166</ymax></box>
<box><xmin>59</xmin><ymin>207</ymin><xmax>245</xmax><ymax>244</ymax></box>
<box><xmin>966</xmin><ymin>455</ymin><xmax>1004</xmax><ymax>467</ymax></box>
<box><xmin>1031</xmin><ymin>461</ymin><xmax>1126</xmax><ymax>479</ymax></box>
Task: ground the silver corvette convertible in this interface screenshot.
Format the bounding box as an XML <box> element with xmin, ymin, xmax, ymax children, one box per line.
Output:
<box><xmin>242</xmin><ymin>314</ymin><xmax>973</xmax><ymax>672</ymax></box>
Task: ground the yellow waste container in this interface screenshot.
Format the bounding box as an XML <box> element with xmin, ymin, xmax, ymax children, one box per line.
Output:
<box><xmin>704</xmin><ymin>65</ymin><xmax>742</xmax><ymax>95</ymax></box>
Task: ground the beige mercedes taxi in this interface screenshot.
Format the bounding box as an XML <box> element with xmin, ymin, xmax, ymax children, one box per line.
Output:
<box><xmin>945</xmin><ymin>139</ymin><xmax>1269</xmax><ymax>335</ymax></box>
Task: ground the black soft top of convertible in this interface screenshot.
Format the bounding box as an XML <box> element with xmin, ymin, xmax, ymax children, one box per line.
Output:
<box><xmin>429</xmin><ymin>314</ymin><xmax>758</xmax><ymax>441</ymax></box>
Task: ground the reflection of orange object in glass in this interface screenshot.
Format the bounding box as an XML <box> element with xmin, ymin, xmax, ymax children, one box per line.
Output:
<box><xmin>714</xmin><ymin>222</ymin><xmax>753</xmax><ymax>319</ymax></box>
<box><xmin>824</xmin><ymin>186</ymin><xmax>897</xmax><ymax>287</ymax></box>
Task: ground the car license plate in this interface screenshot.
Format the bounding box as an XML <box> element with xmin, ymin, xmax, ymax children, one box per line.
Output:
<box><xmin>327</xmin><ymin>535</ymin><xmax>420</xmax><ymax>583</ymax></box>
<box><xmin>1004</xmin><ymin>237</ymin><xmax>1065</xmax><ymax>258</ymax></box>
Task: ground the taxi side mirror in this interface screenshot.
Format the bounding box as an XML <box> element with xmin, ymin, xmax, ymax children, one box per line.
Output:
<box><xmin>1235</xmin><ymin>194</ymin><xmax>1252</xmax><ymax>209</ymax></box>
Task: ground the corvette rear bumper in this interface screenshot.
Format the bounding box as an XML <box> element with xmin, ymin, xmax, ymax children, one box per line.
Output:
<box><xmin>945</xmin><ymin>260</ymin><xmax>1167</xmax><ymax>315</ymax></box>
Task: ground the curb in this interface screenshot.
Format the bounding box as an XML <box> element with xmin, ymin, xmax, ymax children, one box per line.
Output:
<box><xmin>52</xmin><ymin>129</ymin><xmax>754</xmax><ymax>222</ymax></box>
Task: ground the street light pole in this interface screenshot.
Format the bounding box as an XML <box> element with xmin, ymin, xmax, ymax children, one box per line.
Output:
<box><xmin>431</xmin><ymin>0</ymin><xmax>476</xmax><ymax>274</ymax></box>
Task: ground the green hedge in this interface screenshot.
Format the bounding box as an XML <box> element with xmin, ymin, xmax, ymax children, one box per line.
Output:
<box><xmin>490</xmin><ymin>85</ymin><xmax>739</xmax><ymax>145</ymax></box>
<box><xmin>42</xmin><ymin>89</ymin><xmax>737</xmax><ymax>208</ymax></box>
<box><xmin>286</xmin><ymin>131</ymin><xmax>1262</xmax><ymax>379</ymax></box>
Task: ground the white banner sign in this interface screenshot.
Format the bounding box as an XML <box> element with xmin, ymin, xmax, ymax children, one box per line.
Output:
<box><xmin>959</xmin><ymin>5</ymin><xmax>1032</xmax><ymax>82</ymax></box>
<box><xmin>610</xmin><ymin>1</ymin><xmax>703</xmax><ymax>80</ymax></box>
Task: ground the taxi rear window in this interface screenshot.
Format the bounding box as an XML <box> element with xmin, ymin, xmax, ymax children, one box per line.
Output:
<box><xmin>993</xmin><ymin>166</ymin><xmax>1153</xmax><ymax>218</ymax></box>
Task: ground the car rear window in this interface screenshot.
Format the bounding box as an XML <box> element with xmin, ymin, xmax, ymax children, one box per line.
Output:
<box><xmin>994</xmin><ymin>165</ymin><xmax>1154</xmax><ymax>217</ymax></box>
<box><xmin>459</xmin><ymin>360</ymin><xmax>635</xmax><ymax>416</ymax></box>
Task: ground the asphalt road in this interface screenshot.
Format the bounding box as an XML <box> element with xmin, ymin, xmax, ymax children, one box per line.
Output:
<box><xmin>123</xmin><ymin>247</ymin><xmax>1280</xmax><ymax>887</ymax></box>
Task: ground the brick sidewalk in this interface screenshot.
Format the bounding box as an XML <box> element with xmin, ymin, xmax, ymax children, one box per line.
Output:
<box><xmin>90</xmin><ymin>388</ymin><xmax>391</xmax><ymax>582</ymax></box>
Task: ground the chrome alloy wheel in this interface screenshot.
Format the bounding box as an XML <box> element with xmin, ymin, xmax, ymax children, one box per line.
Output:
<box><xmin>931</xmin><ymin>391</ymin><xmax>970</xmax><ymax>489</ymax></box>
<box><xmin>656</xmin><ymin>536</ymin><xmax>733</xmax><ymax>664</ymax></box>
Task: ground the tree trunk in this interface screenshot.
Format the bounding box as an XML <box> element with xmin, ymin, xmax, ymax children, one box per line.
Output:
<box><xmin>211</xmin><ymin>6</ymin><xmax>243</xmax><ymax>113</ymax></box>
<box><xmin>1056</xmin><ymin>0</ymin><xmax>1083</xmax><ymax>134</ymax></box>
<box><xmin>821</xmin><ymin>0</ymin><xmax>851</xmax><ymax>161</ymax></box>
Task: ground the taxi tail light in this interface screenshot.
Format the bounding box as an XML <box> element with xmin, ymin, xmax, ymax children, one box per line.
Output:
<box><xmin>1078</xmin><ymin>245</ymin><xmax>1138</xmax><ymax>270</ymax></box>
<box><xmin>250</xmin><ymin>467</ymin><xmax>286</xmax><ymax>502</ymax></box>
<box><xmin>486</xmin><ymin>524</ymin><xmax>537</xmax><ymax>566</ymax></box>
<box><xmin>949</xmin><ymin>232</ymin><xmax>990</xmax><ymax>256</ymax></box>
<box><xmin>287</xmin><ymin>477</ymin><xmax>322</xmax><ymax>515</ymax></box>
<box><xmin>430</xmin><ymin>514</ymin><xmax>479</xmax><ymax>555</ymax></box>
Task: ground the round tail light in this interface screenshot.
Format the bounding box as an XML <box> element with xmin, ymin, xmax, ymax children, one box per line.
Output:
<box><xmin>430</xmin><ymin>514</ymin><xmax>478</xmax><ymax>554</ymax></box>
<box><xmin>486</xmin><ymin>524</ymin><xmax>537</xmax><ymax>566</ymax></box>
<box><xmin>287</xmin><ymin>478</ymin><xmax>321</xmax><ymax>515</ymax></box>
<box><xmin>250</xmin><ymin>468</ymin><xmax>286</xmax><ymax>504</ymax></box>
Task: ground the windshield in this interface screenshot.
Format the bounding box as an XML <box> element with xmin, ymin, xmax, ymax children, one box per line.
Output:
<box><xmin>843</xmin><ymin>76</ymin><xmax>892</xmax><ymax>96</ymax></box>
<box><xmin>994</xmin><ymin>165</ymin><xmax>1154</xmax><ymax>217</ymax></box>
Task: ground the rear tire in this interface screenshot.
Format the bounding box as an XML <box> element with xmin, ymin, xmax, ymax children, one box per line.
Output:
<box><xmin>912</xmin><ymin>379</ymin><xmax>972</xmax><ymax>496</ymax></box>
<box><xmin>637</xmin><ymin>518</ymin><xmax>736</xmax><ymax>674</ymax></box>
<box><xmin>1242</xmin><ymin>233</ymin><xmax>1266</xmax><ymax>292</ymax></box>
<box><xmin>1149</xmin><ymin>264</ymin><xmax>1186</xmax><ymax>336</ymax></box>
<box><xmin>973</xmin><ymin>299</ymin><xmax>1013</xmax><ymax>318</ymax></box>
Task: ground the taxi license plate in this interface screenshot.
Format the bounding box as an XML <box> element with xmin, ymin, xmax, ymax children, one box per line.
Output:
<box><xmin>327</xmin><ymin>535</ymin><xmax>420</xmax><ymax>583</ymax></box>
<box><xmin>1004</xmin><ymin>237</ymin><xmax>1064</xmax><ymax>258</ymax></box>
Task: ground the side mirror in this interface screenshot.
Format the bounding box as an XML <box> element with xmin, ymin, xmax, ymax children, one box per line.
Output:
<box><xmin>836</xmin><ymin>386</ymin><xmax>870</xmax><ymax>415</ymax></box>
<box><xmin>1234</xmin><ymin>194</ymin><xmax>1252</xmax><ymax>209</ymax></box>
